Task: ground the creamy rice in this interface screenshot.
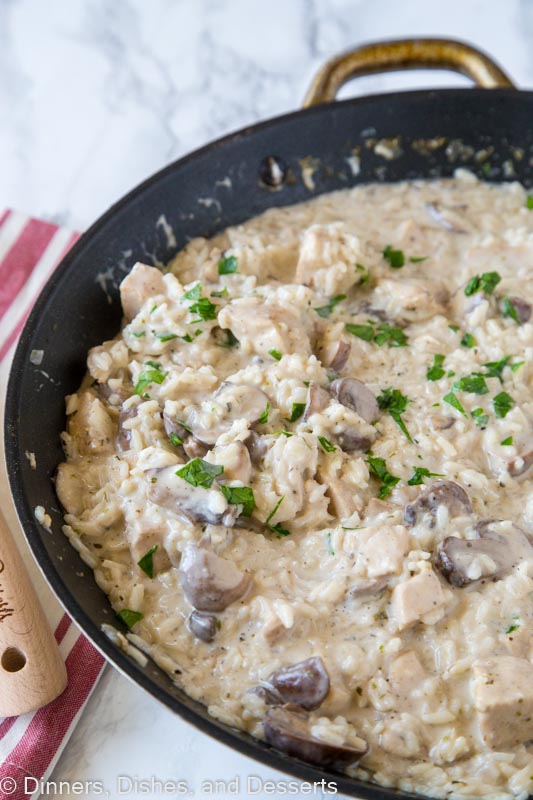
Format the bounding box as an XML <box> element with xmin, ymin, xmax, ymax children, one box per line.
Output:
<box><xmin>57</xmin><ymin>172</ymin><xmax>533</xmax><ymax>799</ymax></box>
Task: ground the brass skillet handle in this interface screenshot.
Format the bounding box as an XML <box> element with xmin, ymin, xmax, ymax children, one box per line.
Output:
<box><xmin>303</xmin><ymin>38</ymin><xmax>515</xmax><ymax>107</ymax></box>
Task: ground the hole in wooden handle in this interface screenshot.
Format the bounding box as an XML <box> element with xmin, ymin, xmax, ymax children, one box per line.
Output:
<box><xmin>1</xmin><ymin>647</ymin><xmax>27</xmax><ymax>673</ymax></box>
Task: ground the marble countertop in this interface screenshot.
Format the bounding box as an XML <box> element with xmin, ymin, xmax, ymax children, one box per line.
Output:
<box><xmin>2</xmin><ymin>0</ymin><xmax>532</xmax><ymax>797</ymax></box>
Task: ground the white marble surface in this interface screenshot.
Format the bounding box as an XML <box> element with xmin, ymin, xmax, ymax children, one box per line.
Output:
<box><xmin>1</xmin><ymin>0</ymin><xmax>533</xmax><ymax>797</ymax></box>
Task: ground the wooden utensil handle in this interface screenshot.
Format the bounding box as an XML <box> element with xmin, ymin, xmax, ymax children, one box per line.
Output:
<box><xmin>0</xmin><ymin>510</ymin><xmax>67</xmax><ymax>716</ymax></box>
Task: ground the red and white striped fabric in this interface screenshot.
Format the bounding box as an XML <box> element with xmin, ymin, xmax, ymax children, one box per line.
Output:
<box><xmin>0</xmin><ymin>209</ymin><xmax>106</xmax><ymax>799</ymax></box>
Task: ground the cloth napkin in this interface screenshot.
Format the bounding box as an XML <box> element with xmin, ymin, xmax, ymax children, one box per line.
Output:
<box><xmin>0</xmin><ymin>210</ymin><xmax>106</xmax><ymax>799</ymax></box>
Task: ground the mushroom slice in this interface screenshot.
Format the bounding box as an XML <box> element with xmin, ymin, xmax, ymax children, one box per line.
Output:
<box><xmin>263</xmin><ymin>706</ymin><xmax>368</xmax><ymax>769</ymax></box>
<box><xmin>179</xmin><ymin>543</ymin><xmax>251</xmax><ymax>612</ymax></box>
<box><xmin>244</xmin><ymin>430</ymin><xmax>268</xmax><ymax>465</ymax></box>
<box><xmin>435</xmin><ymin>520</ymin><xmax>533</xmax><ymax>587</ymax></box>
<box><xmin>303</xmin><ymin>383</ymin><xmax>330</xmax><ymax>421</ymax></box>
<box><xmin>147</xmin><ymin>466</ymin><xmax>237</xmax><ymax>526</ymax></box>
<box><xmin>500</xmin><ymin>296</ymin><xmax>531</xmax><ymax>324</ymax></box>
<box><xmin>509</xmin><ymin>445</ymin><xmax>533</xmax><ymax>478</ymax></box>
<box><xmin>404</xmin><ymin>480</ymin><xmax>472</xmax><ymax>527</ymax></box>
<box><xmin>120</xmin><ymin>262</ymin><xmax>166</xmax><ymax>321</ymax></box>
<box><xmin>329</xmin><ymin>378</ymin><xmax>379</xmax><ymax>424</ymax></box>
<box><xmin>163</xmin><ymin>412</ymin><xmax>208</xmax><ymax>459</ymax></box>
<box><xmin>322</xmin><ymin>340</ymin><xmax>351</xmax><ymax>372</ymax></box>
<box><xmin>117</xmin><ymin>406</ymin><xmax>138</xmax><ymax>452</ymax></box>
<box><xmin>187</xmin><ymin>610</ymin><xmax>218</xmax><ymax>642</ymax></box>
<box><xmin>188</xmin><ymin>383</ymin><xmax>269</xmax><ymax>445</ymax></box>
<box><xmin>262</xmin><ymin>657</ymin><xmax>330</xmax><ymax>711</ymax></box>
<box><xmin>335</xmin><ymin>428</ymin><xmax>375</xmax><ymax>453</ymax></box>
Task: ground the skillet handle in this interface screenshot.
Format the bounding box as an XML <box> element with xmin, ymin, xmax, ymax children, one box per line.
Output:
<box><xmin>0</xmin><ymin>508</ymin><xmax>67</xmax><ymax>716</ymax></box>
<box><xmin>303</xmin><ymin>38</ymin><xmax>515</xmax><ymax>107</ymax></box>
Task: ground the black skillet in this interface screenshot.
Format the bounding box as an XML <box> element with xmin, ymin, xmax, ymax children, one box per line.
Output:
<box><xmin>5</xmin><ymin>38</ymin><xmax>532</xmax><ymax>799</ymax></box>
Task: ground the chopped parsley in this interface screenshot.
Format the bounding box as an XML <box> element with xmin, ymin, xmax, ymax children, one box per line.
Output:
<box><xmin>377</xmin><ymin>387</ymin><xmax>412</xmax><ymax>443</ymax></box>
<box><xmin>218</xmin><ymin>254</ymin><xmax>238</xmax><ymax>275</ymax></box>
<box><xmin>318</xmin><ymin>435</ymin><xmax>336</xmax><ymax>453</ymax></box>
<box><xmin>181</xmin><ymin>334</ymin><xmax>193</xmax><ymax>343</ymax></box>
<box><xmin>216</xmin><ymin>329</ymin><xmax>239</xmax><ymax>348</ymax></box>
<box><xmin>472</xmin><ymin>407</ymin><xmax>489</xmax><ymax>428</ymax></box>
<box><xmin>315</xmin><ymin>293</ymin><xmax>347</xmax><ymax>318</ymax></box>
<box><xmin>269</xmin><ymin>349</ymin><xmax>282</xmax><ymax>361</ymax></box>
<box><xmin>288</xmin><ymin>402</ymin><xmax>306</xmax><ymax>423</ymax></box>
<box><xmin>427</xmin><ymin>354</ymin><xmax>446</xmax><ymax>381</ymax></box>
<box><xmin>481</xmin><ymin>356</ymin><xmax>511</xmax><ymax>383</ymax></box>
<box><xmin>134</xmin><ymin>366</ymin><xmax>167</xmax><ymax>396</ymax></box>
<box><xmin>138</xmin><ymin>545</ymin><xmax>158</xmax><ymax>579</ymax></box>
<box><xmin>527</xmin><ymin>195</ymin><xmax>533</xmax><ymax>210</ymax></box>
<box><xmin>168</xmin><ymin>432</ymin><xmax>183</xmax><ymax>448</ymax></box>
<box><xmin>345</xmin><ymin>323</ymin><xmax>374</xmax><ymax>342</ymax></box>
<box><xmin>182</xmin><ymin>283</ymin><xmax>202</xmax><ymax>300</ymax></box>
<box><xmin>410</xmin><ymin>256</ymin><xmax>429</xmax><ymax>264</ymax></box>
<box><xmin>258</xmin><ymin>402</ymin><xmax>270</xmax><ymax>424</ymax></box>
<box><xmin>356</xmin><ymin>263</ymin><xmax>370</xmax><ymax>284</ymax></box>
<box><xmin>460</xmin><ymin>332</ymin><xmax>476</xmax><ymax>348</ymax></box>
<box><xmin>210</xmin><ymin>286</ymin><xmax>229</xmax><ymax>298</ymax></box>
<box><xmin>117</xmin><ymin>609</ymin><xmax>143</xmax><ymax>629</ymax></box>
<box><xmin>453</xmin><ymin>375</ymin><xmax>489</xmax><ymax>395</ymax></box>
<box><xmin>154</xmin><ymin>331</ymin><xmax>179</xmax><ymax>342</ymax></box>
<box><xmin>408</xmin><ymin>467</ymin><xmax>444</xmax><ymax>486</ymax></box>
<box><xmin>493</xmin><ymin>391</ymin><xmax>515</xmax><ymax>419</ymax></box>
<box><xmin>443</xmin><ymin>392</ymin><xmax>467</xmax><ymax>417</ymax></box>
<box><xmin>265</xmin><ymin>496</ymin><xmax>290</xmax><ymax>537</ymax></box>
<box><xmin>448</xmin><ymin>324</ymin><xmax>460</xmax><ymax>333</ymax></box>
<box><xmin>506</xmin><ymin>616</ymin><xmax>521</xmax><ymax>634</ymax></box>
<box><xmin>464</xmin><ymin>271</ymin><xmax>501</xmax><ymax>296</ymax></box>
<box><xmin>175</xmin><ymin>458</ymin><xmax>224</xmax><ymax>488</ymax></box>
<box><xmin>367</xmin><ymin>455</ymin><xmax>400</xmax><ymax>499</ymax></box>
<box><xmin>220</xmin><ymin>485</ymin><xmax>255</xmax><ymax>516</ymax></box>
<box><xmin>383</xmin><ymin>245</ymin><xmax>405</xmax><ymax>268</ymax></box>
<box><xmin>501</xmin><ymin>296</ymin><xmax>521</xmax><ymax>324</ymax></box>
<box><xmin>374</xmin><ymin>323</ymin><xmax>408</xmax><ymax>347</ymax></box>
<box><xmin>501</xmin><ymin>436</ymin><xmax>514</xmax><ymax>446</ymax></box>
<box><xmin>131</xmin><ymin>330</ymin><xmax>146</xmax><ymax>338</ymax></box>
<box><xmin>189</xmin><ymin>296</ymin><xmax>217</xmax><ymax>322</ymax></box>
<box><xmin>325</xmin><ymin>531</ymin><xmax>335</xmax><ymax>556</ymax></box>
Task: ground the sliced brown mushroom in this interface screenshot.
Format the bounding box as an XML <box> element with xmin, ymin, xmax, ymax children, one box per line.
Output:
<box><xmin>117</xmin><ymin>406</ymin><xmax>138</xmax><ymax>452</ymax></box>
<box><xmin>321</xmin><ymin>340</ymin><xmax>351</xmax><ymax>372</ymax></box>
<box><xmin>329</xmin><ymin>378</ymin><xmax>379</xmax><ymax>424</ymax></box>
<box><xmin>335</xmin><ymin>429</ymin><xmax>375</xmax><ymax>453</ymax></box>
<box><xmin>147</xmin><ymin>466</ymin><xmax>238</xmax><ymax>526</ymax></box>
<box><xmin>404</xmin><ymin>480</ymin><xmax>472</xmax><ymax>527</ymax></box>
<box><xmin>187</xmin><ymin>610</ymin><xmax>218</xmax><ymax>642</ymax></box>
<box><xmin>264</xmin><ymin>705</ymin><xmax>368</xmax><ymax>769</ymax></box>
<box><xmin>303</xmin><ymin>383</ymin><xmax>330</xmax><ymax>421</ymax></box>
<box><xmin>243</xmin><ymin>430</ymin><xmax>268</xmax><ymax>465</ymax></box>
<box><xmin>509</xmin><ymin>446</ymin><xmax>533</xmax><ymax>478</ymax></box>
<box><xmin>163</xmin><ymin>411</ymin><xmax>208</xmax><ymax>459</ymax></box>
<box><xmin>348</xmin><ymin>577</ymin><xmax>390</xmax><ymax>599</ymax></box>
<box><xmin>429</xmin><ymin>415</ymin><xmax>455</xmax><ymax>431</ymax></box>
<box><xmin>188</xmin><ymin>383</ymin><xmax>269</xmax><ymax>445</ymax></box>
<box><xmin>500</xmin><ymin>296</ymin><xmax>531</xmax><ymax>324</ymax></box>
<box><xmin>435</xmin><ymin>519</ymin><xmax>533</xmax><ymax>587</ymax></box>
<box><xmin>259</xmin><ymin>657</ymin><xmax>330</xmax><ymax>711</ymax></box>
<box><xmin>179</xmin><ymin>543</ymin><xmax>252</xmax><ymax>612</ymax></box>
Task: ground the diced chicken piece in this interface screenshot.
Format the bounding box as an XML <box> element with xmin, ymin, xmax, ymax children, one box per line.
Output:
<box><xmin>119</xmin><ymin>262</ymin><xmax>166</xmax><ymax>321</ymax></box>
<box><xmin>212</xmin><ymin>441</ymin><xmax>252</xmax><ymax>484</ymax></box>
<box><xmin>318</xmin><ymin>459</ymin><xmax>360</xmax><ymax>520</ymax></box>
<box><xmin>371</xmin><ymin>277</ymin><xmax>449</xmax><ymax>323</ymax></box>
<box><xmin>356</xmin><ymin>525</ymin><xmax>409</xmax><ymax>578</ymax></box>
<box><xmin>218</xmin><ymin>298</ymin><xmax>311</xmax><ymax>358</ymax></box>
<box><xmin>127</xmin><ymin>524</ymin><xmax>172</xmax><ymax>574</ymax></box>
<box><xmin>55</xmin><ymin>463</ymin><xmax>86</xmax><ymax>516</ymax></box>
<box><xmin>68</xmin><ymin>391</ymin><xmax>116</xmax><ymax>455</ymax></box>
<box><xmin>316</xmin><ymin>323</ymin><xmax>352</xmax><ymax>372</ymax></box>
<box><xmin>295</xmin><ymin>223</ymin><xmax>363</xmax><ymax>296</ymax></box>
<box><xmin>389</xmin><ymin>651</ymin><xmax>426</xmax><ymax>700</ymax></box>
<box><xmin>472</xmin><ymin>656</ymin><xmax>533</xmax><ymax>749</ymax></box>
<box><xmin>263</xmin><ymin>435</ymin><xmax>318</xmax><ymax>522</ymax></box>
<box><xmin>390</xmin><ymin>569</ymin><xmax>452</xmax><ymax>630</ymax></box>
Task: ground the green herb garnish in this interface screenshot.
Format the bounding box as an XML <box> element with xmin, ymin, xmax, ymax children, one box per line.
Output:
<box><xmin>367</xmin><ymin>455</ymin><xmax>400</xmax><ymax>499</ymax></box>
<box><xmin>410</xmin><ymin>256</ymin><xmax>428</xmax><ymax>264</ymax></box>
<box><xmin>168</xmin><ymin>432</ymin><xmax>183</xmax><ymax>448</ymax></box>
<box><xmin>269</xmin><ymin>349</ymin><xmax>282</xmax><ymax>361</ymax></box>
<box><xmin>182</xmin><ymin>283</ymin><xmax>202</xmax><ymax>300</ymax></box>
<box><xmin>501</xmin><ymin>297</ymin><xmax>521</xmax><ymax>324</ymax></box>
<box><xmin>374</xmin><ymin>323</ymin><xmax>408</xmax><ymax>347</ymax></box>
<box><xmin>211</xmin><ymin>287</ymin><xmax>229</xmax><ymax>298</ymax></box>
<box><xmin>408</xmin><ymin>467</ymin><xmax>444</xmax><ymax>486</ymax></box>
<box><xmin>315</xmin><ymin>294</ymin><xmax>347</xmax><ymax>318</ymax></box>
<box><xmin>345</xmin><ymin>323</ymin><xmax>374</xmax><ymax>342</ymax></box>
<box><xmin>154</xmin><ymin>332</ymin><xmax>179</xmax><ymax>342</ymax></box>
<box><xmin>264</xmin><ymin>496</ymin><xmax>290</xmax><ymax>537</ymax></box>
<box><xmin>218</xmin><ymin>255</ymin><xmax>238</xmax><ymax>275</ymax></box>
<box><xmin>464</xmin><ymin>271</ymin><xmax>501</xmax><ymax>296</ymax></box>
<box><xmin>383</xmin><ymin>245</ymin><xmax>405</xmax><ymax>268</ymax></box>
<box><xmin>453</xmin><ymin>375</ymin><xmax>489</xmax><ymax>395</ymax></box>
<box><xmin>448</xmin><ymin>324</ymin><xmax>460</xmax><ymax>333</ymax></box>
<box><xmin>377</xmin><ymin>387</ymin><xmax>412</xmax><ymax>442</ymax></box>
<box><xmin>189</xmin><ymin>296</ymin><xmax>217</xmax><ymax>321</ymax></box>
<box><xmin>501</xmin><ymin>436</ymin><xmax>514</xmax><ymax>446</ymax></box>
<box><xmin>287</xmin><ymin>402</ymin><xmax>306</xmax><ymax>423</ymax></box>
<box><xmin>220</xmin><ymin>485</ymin><xmax>255</xmax><ymax>516</ymax></box>
<box><xmin>481</xmin><ymin>356</ymin><xmax>510</xmax><ymax>383</ymax></box>
<box><xmin>325</xmin><ymin>531</ymin><xmax>335</xmax><ymax>556</ymax></box>
<box><xmin>134</xmin><ymin>367</ymin><xmax>167</xmax><ymax>396</ymax></box>
<box><xmin>131</xmin><ymin>330</ymin><xmax>146</xmax><ymax>338</ymax></box>
<box><xmin>318</xmin><ymin>435</ymin><xmax>336</xmax><ymax>453</ymax></box>
<box><xmin>472</xmin><ymin>407</ymin><xmax>489</xmax><ymax>427</ymax></box>
<box><xmin>527</xmin><ymin>196</ymin><xmax>533</xmax><ymax>210</ymax></box>
<box><xmin>138</xmin><ymin>545</ymin><xmax>158</xmax><ymax>579</ymax></box>
<box><xmin>117</xmin><ymin>609</ymin><xmax>143</xmax><ymax>629</ymax></box>
<box><xmin>175</xmin><ymin>458</ymin><xmax>224</xmax><ymax>488</ymax></box>
<box><xmin>461</xmin><ymin>333</ymin><xmax>476</xmax><ymax>348</ymax></box>
<box><xmin>493</xmin><ymin>391</ymin><xmax>515</xmax><ymax>419</ymax></box>
<box><xmin>427</xmin><ymin>354</ymin><xmax>446</xmax><ymax>381</ymax></box>
<box><xmin>258</xmin><ymin>402</ymin><xmax>270</xmax><ymax>424</ymax></box>
<box><xmin>356</xmin><ymin>263</ymin><xmax>370</xmax><ymax>284</ymax></box>
<box><xmin>443</xmin><ymin>392</ymin><xmax>467</xmax><ymax>417</ymax></box>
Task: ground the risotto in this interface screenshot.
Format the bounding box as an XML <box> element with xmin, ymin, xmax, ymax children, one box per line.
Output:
<box><xmin>57</xmin><ymin>171</ymin><xmax>533</xmax><ymax>799</ymax></box>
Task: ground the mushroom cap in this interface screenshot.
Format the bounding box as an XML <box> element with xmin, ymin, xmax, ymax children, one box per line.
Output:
<box><xmin>188</xmin><ymin>383</ymin><xmax>269</xmax><ymax>445</ymax></box>
<box><xmin>187</xmin><ymin>610</ymin><xmax>218</xmax><ymax>642</ymax></box>
<box><xmin>262</xmin><ymin>657</ymin><xmax>330</xmax><ymax>711</ymax></box>
<box><xmin>329</xmin><ymin>378</ymin><xmax>380</xmax><ymax>424</ymax></box>
<box><xmin>179</xmin><ymin>543</ymin><xmax>252</xmax><ymax>612</ymax></box>
<box><xmin>264</xmin><ymin>705</ymin><xmax>368</xmax><ymax>769</ymax></box>
<box><xmin>404</xmin><ymin>480</ymin><xmax>472</xmax><ymax>527</ymax></box>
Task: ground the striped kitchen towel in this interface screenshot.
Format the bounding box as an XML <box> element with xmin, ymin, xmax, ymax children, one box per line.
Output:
<box><xmin>0</xmin><ymin>210</ymin><xmax>106</xmax><ymax>800</ymax></box>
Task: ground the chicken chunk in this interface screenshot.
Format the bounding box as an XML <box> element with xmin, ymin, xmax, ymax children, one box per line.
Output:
<box><xmin>390</xmin><ymin>569</ymin><xmax>452</xmax><ymax>630</ymax></box>
<box><xmin>295</xmin><ymin>223</ymin><xmax>364</xmax><ymax>296</ymax></box>
<box><xmin>68</xmin><ymin>391</ymin><xmax>116</xmax><ymax>456</ymax></box>
<box><xmin>127</xmin><ymin>524</ymin><xmax>172</xmax><ymax>575</ymax></box>
<box><xmin>218</xmin><ymin>298</ymin><xmax>311</xmax><ymax>358</ymax></box>
<box><xmin>120</xmin><ymin>262</ymin><xmax>166</xmax><ymax>321</ymax></box>
<box><xmin>472</xmin><ymin>656</ymin><xmax>533</xmax><ymax>749</ymax></box>
<box><xmin>356</xmin><ymin>525</ymin><xmax>409</xmax><ymax>578</ymax></box>
<box><xmin>389</xmin><ymin>651</ymin><xmax>426</xmax><ymax>700</ymax></box>
<box><xmin>371</xmin><ymin>277</ymin><xmax>449</xmax><ymax>323</ymax></box>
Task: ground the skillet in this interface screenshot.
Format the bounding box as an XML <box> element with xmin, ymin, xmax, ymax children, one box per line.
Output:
<box><xmin>5</xmin><ymin>38</ymin><xmax>533</xmax><ymax>799</ymax></box>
